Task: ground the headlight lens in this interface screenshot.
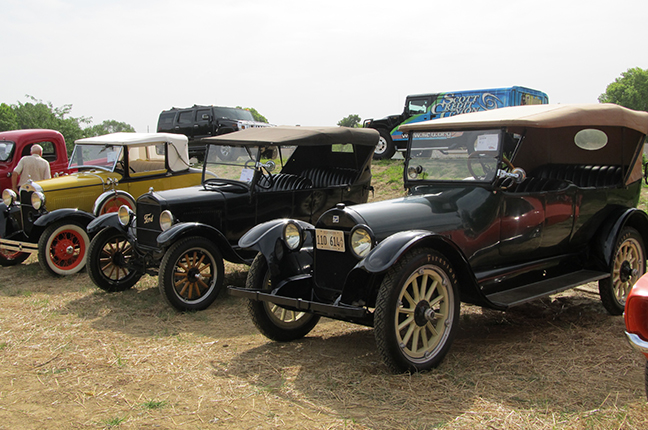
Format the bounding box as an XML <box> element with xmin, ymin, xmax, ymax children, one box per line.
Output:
<box><xmin>31</xmin><ymin>191</ymin><xmax>46</xmax><ymax>210</ymax></box>
<box><xmin>2</xmin><ymin>189</ymin><xmax>17</xmax><ymax>207</ymax></box>
<box><xmin>283</xmin><ymin>221</ymin><xmax>303</xmax><ymax>251</ymax></box>
<box><xmin>159</xmin><ymin>210</ymin><xmax>174</xmax><ymax>231</ymax></box>
<box><xmin>118</xmin><ymin>205</ymin><xmax>134</xmax><ymax>226</ymax></box>
<box><xmin>350</xmin><ymin>225</ymin><xmax>374</xmax><ymax>259</ymax></box>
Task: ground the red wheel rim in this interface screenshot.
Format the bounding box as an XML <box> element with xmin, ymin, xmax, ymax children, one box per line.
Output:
<box><xmin>0</xmin><ymin>246</ymin><xmax>23</xmax><ymax>260</ymax></box>
<box><xmin>100</xmin><ymin>197</ymin><xmax>134</xmax><ymax>214</ymax></box>
<box><xmin>49</xmin><ymin>228</ymin><xmax>86</xmax><ymax>270</ymax></box>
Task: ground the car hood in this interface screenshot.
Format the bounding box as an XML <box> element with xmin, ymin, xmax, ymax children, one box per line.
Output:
<box><xmin>23</xmin><ymin>170</ymin><xmax>122</xmax><ymax>194</ymax></box>
<box><xmin>341</xmin><ymin>186</ymin><xmax>496</xmax><ymax>242</ymax></box>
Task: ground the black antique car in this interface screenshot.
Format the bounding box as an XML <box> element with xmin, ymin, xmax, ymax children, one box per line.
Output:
<box><xmin>229</xmin><ymin>104</ymin><xmax>648</xmax><ymax>373</ymax></box>
<box><xmin>85</xmin><ymin>126</ymin><xmax>377</xmax><ymax>311</ymax></box>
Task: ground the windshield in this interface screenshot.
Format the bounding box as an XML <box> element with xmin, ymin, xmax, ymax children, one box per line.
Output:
<box><xmin>212</xmin><ymin>107</ymin><xmax>255</xmax><ymax>122</ymax></box>
<box><xmin>203</xmin><ymin>144</ymin><xmax>286</xmax><ymax>184</ymax></box>
<box><xmin>68</xmin><ymin>144</ymin><xmax>122</xmax><ymax>171</ymax></box>
<box><xmin>406</xmin><ymin>129</ymin><xmax>502</xmax><ymax>183</ymax></box>
<box><xmin>0</xmin><ymin>141</ymin><xmax>15</xmax><ymax>162</ymax></box>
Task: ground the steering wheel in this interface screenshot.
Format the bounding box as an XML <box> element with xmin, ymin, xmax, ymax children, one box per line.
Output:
<box><xmin>256</xmin><ymin>166</ymin><xmax>274</xmax><ymax>189</ymax></box>
<box><xmin>244</xmin><ymin>159</ymin><xmax>256</xmax><ymax>169</ymax></box>
<box><xmin>467</xmin><ymin>152</ymin><xmax>496</xmax><ymax>180</ymax></box>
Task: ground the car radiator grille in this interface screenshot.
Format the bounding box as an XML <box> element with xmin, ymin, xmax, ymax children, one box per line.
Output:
<box><xmin>19</xmin><ymin>190</ymin><xmax>38</xmax><ymax>232</ymax></box>
<box><xmin>313</xmin><ymin>236</ymin><xmax>358</xmax><ymax>295</ymax></box>
<box><xmin>136</xmin><ymin>202</ymin><xmax>162</xmax><ymax>248</ymax></box>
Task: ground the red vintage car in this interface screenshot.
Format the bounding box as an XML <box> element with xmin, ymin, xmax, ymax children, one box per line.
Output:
<box><xmin>625</xmin><ymin>274</ymin><xmax>648</xmax><ymax>399</ymax></box>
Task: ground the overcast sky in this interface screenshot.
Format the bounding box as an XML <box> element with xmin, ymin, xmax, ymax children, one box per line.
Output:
<box><xmin>1</xmin><ymin>0</ymin><xmax>647</xmax><ymax>133</ymax></box>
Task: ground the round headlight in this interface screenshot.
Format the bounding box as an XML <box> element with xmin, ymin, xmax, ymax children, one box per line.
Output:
<box><xmin>159</xmin><ymin>210</ymin><xmax>174</xmax><ymax>231</ymax></box>
<box><xmin>118</xmin><ymin>205</ymin><xmax>134</xmax><ymax>226</ymax></box>
<box><xmin>31</xmin><ymin>191</ymin><xmax>46</xmax><ymax>210</ymax></box>
<box><xmin>2</xmin><ymin>189</ymin><xmax>17</xmax><ymax>207</ymax></box>
<box><xmin>283</xmin><ymin>221</ymin><xmax>303</xmax><ymax>251</ymax></box>
<box><xmin>350</xmin><ymin>225</ymin><xmax>374</xmax><ymax>259</ymax></box>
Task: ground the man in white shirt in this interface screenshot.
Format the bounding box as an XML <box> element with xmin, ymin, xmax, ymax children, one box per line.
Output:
<box><xmin>11</xmin><ymin>144</ymin><xmax>52</xmax><ymax>193</ymax></box>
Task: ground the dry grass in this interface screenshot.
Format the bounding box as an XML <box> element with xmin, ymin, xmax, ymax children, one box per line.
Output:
<box><xmin>1</xmin><ymin>163</ymin><xmax>648</xmax><ymax>429</ymax></box>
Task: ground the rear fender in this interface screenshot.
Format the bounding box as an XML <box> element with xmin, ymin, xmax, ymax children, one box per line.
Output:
<box><xmin>592</xmin><ymin>208</ymin><xmax>648</xmax><ymax>270</ymax></box>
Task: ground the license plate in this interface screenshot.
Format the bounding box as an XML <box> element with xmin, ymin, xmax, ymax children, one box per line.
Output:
<box><xmin>315</xmin><ymin>229</ymin><xmax>345</xmax><ymax>252</ymax></box>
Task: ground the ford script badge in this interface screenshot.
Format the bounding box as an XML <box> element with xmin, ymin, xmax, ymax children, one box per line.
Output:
<box><xmin>144</xmin><ymin>213</ymin><xmax>154</xmax><ymax>224</ymax></box>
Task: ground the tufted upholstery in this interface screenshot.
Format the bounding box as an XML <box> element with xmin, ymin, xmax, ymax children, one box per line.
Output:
<box><xmin>511</xmin><ymin>164</ymin><xmax>623</xmax><ymax>193</ymax></box>
<box><xmin>257</xmin><ymin>173</ymin><xmax>312</xmax><ymax>191</ymax></box>
<box><xmin>299</xmin><ymin>168</ymin><xmax>357</xmax><ymax>188</ymax></box>
<box><xmin>533</xmin><ymin>165</ymin><xmax>623</xmax><ymax>188</ymax></box>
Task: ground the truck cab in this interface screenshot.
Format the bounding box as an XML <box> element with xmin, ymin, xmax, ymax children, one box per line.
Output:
<box><xmin>0</xmin><ymin>129</ymin><xmax>71</xmax><ymax>192</ymax></box>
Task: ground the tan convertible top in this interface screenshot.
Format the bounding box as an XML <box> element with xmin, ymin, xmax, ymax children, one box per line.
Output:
<box><xmin>204</xmin><ymin>126</ymin><xmax>379</xmax><ymax>147</ymax></box>
<box><xmin>400</xmin><ymin>104</ymin><xmax>648</xmax><ymax>135</ymax></box>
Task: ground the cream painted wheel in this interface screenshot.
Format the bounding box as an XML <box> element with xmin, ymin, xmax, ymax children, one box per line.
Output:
<box><xmin>247</xmin><ymin>254</ymin><xmax>320</xmax><ymax>341</ymax></box>
<box><xmin>599</xmin><ymin>227</ymin><xmax>645</xmax><ymax>315</ymax></box>
<box><xmin>375</xmin><ymin>248</ymin><xmax>459</xmax><ymax>373</ymax></box>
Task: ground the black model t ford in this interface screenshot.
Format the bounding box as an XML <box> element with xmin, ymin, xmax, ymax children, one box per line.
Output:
<box><xmin>86</xmin><ymin>126</ymin><xmax>377</xmax><ymax>311</ymax></box>
<box><xmin>229</xmin><ymin>104</ymin><xmax>648</xmax><ymax>373</ymax></box>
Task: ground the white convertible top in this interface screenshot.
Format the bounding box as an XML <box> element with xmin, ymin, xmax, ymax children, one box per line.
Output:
<box><xmin>75</xmin><ymin>132</ymin><xmax>191</xmax><ymax>172</ymax></box>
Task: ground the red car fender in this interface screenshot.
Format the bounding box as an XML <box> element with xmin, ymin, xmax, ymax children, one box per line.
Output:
<box><xmin>625</xmin><ymin>273</ymin><xmax>648</xmax><ymax>360</ymax></box>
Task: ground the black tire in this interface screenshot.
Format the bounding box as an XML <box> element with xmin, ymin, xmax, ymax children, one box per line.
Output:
<box><xmin>246</xmin><ymin>254</ymin><xmax>320</xmax><ymax>341</ymax></box>
<box><xmin>373</xmin><ymin>129</ymin><xmax>396</xmax><ymax>160</ymax></box>
<box><xmin>87</xmin><ymin>227</ymin><xmax>142</xmax><ymax>292</ymax></box>
<box><xmin>38</xmin><ymin>221</ymin><xmax>90</xmax><ymax>276</ymax></box>
<box><xmin>159</xmin><ymin>236</ymin><xmax>224</xmax><ymax>311</ymax></box>
<box><xmin>599</xmin><ymin>227</ymin><xmax>646</xmax><ymax>315</ymax></box>
<box><xmin>374</xmin><ymin>248</ymin><xmax>460</xmax><ymax>373</ymax></box>
<box><xmin>0</xmin><ymin>234</ymin><xmax>29</xmax><ymax>266</ymax></box>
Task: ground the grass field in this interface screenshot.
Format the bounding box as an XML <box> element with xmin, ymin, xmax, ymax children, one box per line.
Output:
<box><xmin>1</xmin><ymin>160</ymin><xmax>648</xmax><ymax>429</ymax></box>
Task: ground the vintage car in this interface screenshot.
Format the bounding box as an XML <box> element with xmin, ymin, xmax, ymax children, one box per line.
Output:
<box><xmin>229</xmin><ymin>104</ymin><xmax>648</xmax><ymax>373</ymax></box>
<box><xmin>85</xmin><ymin>126</ymin><xmax>378</xmax><ymax>311</ymax></box>
<box><xmin>0</xmin><ymin>132</ymin><xmax>202</xmax><ymax>275</ymax></box>
<box><xmin>624</xmin><ymin>273</ymin><xmax>648</xmax><ymax>400</ymax></box>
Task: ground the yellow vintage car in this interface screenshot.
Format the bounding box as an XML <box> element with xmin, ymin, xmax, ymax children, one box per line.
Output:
<box><xmin>0</xmin><ymin>132</ymin><xmax>202</xmax><ymax>276</ymax></box>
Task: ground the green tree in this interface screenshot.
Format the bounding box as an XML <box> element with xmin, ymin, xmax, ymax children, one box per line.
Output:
<box><xmin>0</xmin><ymin>103</ymin><xmax>18</xmax><ymax>131</ymax></box>
<box><xmin>236</xmin><ymin>106</ymin><xmax>269</xmax><ymax>123</ymax></box>
<box><xmin>12</xmin><ymin>95</ymin><xmax>91</xmax><ymax>153</ymax></box>
<box><xmin>83</xmin><ymin>120</ymin><xmax>135</xmax><ymax>138</ymax></box>
<box><xmin>337</xmin><ymin>114</ymin><xmax>361</xmax><ymax>128</ymax></box>
<box><xmin>598</xmin><ymin>67</ymin><xmax>648</xmax><ymax>112</ymax></box>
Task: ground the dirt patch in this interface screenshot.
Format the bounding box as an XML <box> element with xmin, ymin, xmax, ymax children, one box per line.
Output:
<box><xmin>1</xmin><ymin>257</ymin><xmax>647</xmax><ymax>429</ymax></box>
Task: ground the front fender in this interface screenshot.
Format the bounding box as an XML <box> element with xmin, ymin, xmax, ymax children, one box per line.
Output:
<box><xmin>350</xmin><ymin>230</ymin><xmax>490</xmax><ymax>308</ymax></box>
<box><xmin>33</xmin><ymin>208</ymin><xmax>95</xmax><ymax>229</ymax></box>
<box><xmin>239</xmin><ymin>218</ymin><xmax>315</xmax><ymax>258</ymax></box>
<box><xmin>0</xmin><ymin>203</ymin><xmax>20</xmax><ymax>236</ymax></box>
<box><xmin>156</xmin><ymin>222</ymin><xmax>240</xmax><ymax>262</ymax></box>
<box><xmin>87</xmin><ymin>212</ymin><xmax>124</xmax><ymax>234</ymax></box>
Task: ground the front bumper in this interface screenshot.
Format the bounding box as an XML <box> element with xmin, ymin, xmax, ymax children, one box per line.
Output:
<box><xmin>0</xmin><ymin>238</ymin><xmax>38</xmax><ymax>254</ymax></box>
<box><xmin>228</xmin><ymin>274</ymin><xmax>372</xmax><ymax>324</ymax></box>
<box><xmin>626</xmin><ymin>332</ymin><xmax>648</xmax><ymax>355</ymax></box>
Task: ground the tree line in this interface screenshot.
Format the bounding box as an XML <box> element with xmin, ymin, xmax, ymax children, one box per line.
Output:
<box><xmin>0</xmin><ymin>95</ymin><xmax>134</xmax><ymax>154</ymax></box>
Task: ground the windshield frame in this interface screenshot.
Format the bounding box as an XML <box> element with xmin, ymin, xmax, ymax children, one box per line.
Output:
<box><xmin>68</xmin><ymin>144</ymin><xmax>123</xmax><ymax>172</ymax></box>
<box><xmin>404</xmin><ymin>128</ymin><xmax>505</xmax><ymax>187</ymax></box>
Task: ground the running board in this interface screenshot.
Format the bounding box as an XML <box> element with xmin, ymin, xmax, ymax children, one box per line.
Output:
<box><xmin>485</xmin><ymin>270</ymin><xmax>609</xmax><ymax>309</ymax></box>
